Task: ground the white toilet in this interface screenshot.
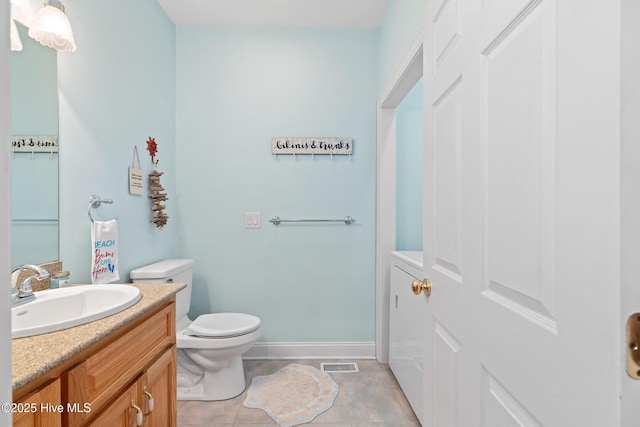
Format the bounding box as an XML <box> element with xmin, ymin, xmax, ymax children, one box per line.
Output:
<box><xmin>130</xmin><ymin>259</ymin><xmax>261</xmax><ymax>401</ymax></box>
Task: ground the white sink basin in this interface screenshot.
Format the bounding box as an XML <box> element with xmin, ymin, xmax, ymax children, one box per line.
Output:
<box><xmin>12</xmin><ymin>284</ymin><xmax>141</xmax><ymax>339</ymax></box>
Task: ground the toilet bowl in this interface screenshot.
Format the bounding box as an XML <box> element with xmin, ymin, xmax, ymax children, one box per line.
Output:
<box><xmin>130</xmin><ymin>259</ymin><xmax>261</xmax><ymax>401</ymax></box>
<box><xmin>176</xmin><ymin>313</ymin><xmax>261</xmax><ymax>400</ymax></box>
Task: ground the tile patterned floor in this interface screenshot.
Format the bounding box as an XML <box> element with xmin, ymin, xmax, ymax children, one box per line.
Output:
<box><xmin>177</xmin><ymin>359</ymin><xmax>421</xmax><ymax>427</ymax></box>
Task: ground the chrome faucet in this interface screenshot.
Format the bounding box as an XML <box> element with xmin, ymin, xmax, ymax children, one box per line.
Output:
<box><xmin>11</xmin><ymin>265</ymin><xmax>50</xmax><ymax>307</ymax></box>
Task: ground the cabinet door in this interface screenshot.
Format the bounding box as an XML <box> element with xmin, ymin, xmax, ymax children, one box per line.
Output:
<box><xmin>389</xmin><ymin>259</ymin><xmax>425</xmax><ymax>425</ymax></box>
<box><xmin>66</xmin><ymin>305</ymin><xmax>174</xmax><ymax>426</ymax></box>
<box><xmin>87</xmin><ymin>382</ymin><xmax>139</xmax><ymax>427</ymax></box>
<box><xmin>142</xmin><ymin>347</ymin><xmax>176</xmax><ymax>427</ymax></box>
<box><xmin>13</xmin><ymin>379</ymin><xmax>61</xmax><ymax>427</ymax></box>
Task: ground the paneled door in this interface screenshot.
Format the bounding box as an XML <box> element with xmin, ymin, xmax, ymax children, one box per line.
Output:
<box><xmin>422</xmin><ymin>0</ymin><xmax>622</xmax><ymax>425</ymax></box>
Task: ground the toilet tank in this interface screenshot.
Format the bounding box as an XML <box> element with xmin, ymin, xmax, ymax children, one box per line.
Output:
<box><xmin>130</xmin><ymin>259</ymin><xmax>194</xmax><ymax>322</ymax></box>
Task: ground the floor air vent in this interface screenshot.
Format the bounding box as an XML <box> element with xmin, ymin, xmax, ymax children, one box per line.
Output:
<box><xmin>320</xmin><ymin>362</ymin><xmax>359</xmax><ymax>373</ymax></box>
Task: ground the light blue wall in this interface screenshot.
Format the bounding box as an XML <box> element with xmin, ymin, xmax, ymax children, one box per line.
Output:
<box><xmin>176</xmin><ymin>27</ymin><xmax>378</xmax><ymax>342</ymax></box>
<box><xmin>45</xmin><ymin>0</ymin><xmax>424</xmax><ymax>343</ymax></box>
<box><xmin>396</xmin><ymin>78</ymin><xmax>423</xmax><ymax>250</ymax></box>
<box><xmin>57</xmin><ymin>0</ymin><xmax>177</xmax><ymax>282</ymax></box>
<box><xmin>378</xmin><ymin>0</ymin><xmax>427</xmax><ymax>96</ymax></box>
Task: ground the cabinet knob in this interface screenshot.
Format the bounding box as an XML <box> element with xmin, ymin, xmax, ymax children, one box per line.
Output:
<box><xmin>131</xmin><ymin>400</ymin><xmax>143</xmax><ymax>426</ymax></box>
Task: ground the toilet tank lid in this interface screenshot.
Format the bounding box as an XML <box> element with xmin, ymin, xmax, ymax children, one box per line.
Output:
<box><xmin>130</xmin><ymin>259</ymin><xmax>194</xmax><ymax>279</ymax></box>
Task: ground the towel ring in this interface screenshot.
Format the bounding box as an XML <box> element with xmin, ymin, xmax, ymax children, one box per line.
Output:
<box><xmin>88</xmin><ymin>194</ymin><xmax>114</xmax><ymax>222</ymax></box>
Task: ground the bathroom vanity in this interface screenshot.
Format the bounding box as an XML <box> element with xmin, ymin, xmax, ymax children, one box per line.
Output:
<box><xmin>11</xmin><ymin>283</ymin><xmax>183</xmax><ymax>426</ymax></box>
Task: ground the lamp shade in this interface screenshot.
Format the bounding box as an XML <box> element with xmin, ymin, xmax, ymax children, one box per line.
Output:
<box><xmin>10</xmin><ymin>19</ymin><xmax>23</xmax><ymax>51</ymax></box>
<box><xmin>10</xmin><ymin>0</ymin><xmax>34</xmax><ymax>51</ymax></box>
<box><xmin>10</xmin><ymin>0</ymin><xmax>32</xmax><ymax>26</ymax></box>
<box><xmin>28</xmin><ymin>2</ymin><xmax>76</xmax><ymax>52</ymax></box>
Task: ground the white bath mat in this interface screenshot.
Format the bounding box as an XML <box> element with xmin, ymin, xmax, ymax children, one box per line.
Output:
<box><xmin>243</xmin><ymin>363</ymin><xmax>339</xmax><ymax>427</ymax></box>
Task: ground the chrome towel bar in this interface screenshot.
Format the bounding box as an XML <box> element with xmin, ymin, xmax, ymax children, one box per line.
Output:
<box><xmin>269</xmin><ymin>216</ymin><xmax>356</xmax><ymax>225</ymax></box>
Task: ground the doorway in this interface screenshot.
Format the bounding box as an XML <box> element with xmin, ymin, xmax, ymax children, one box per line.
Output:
<box><xmin>375</xmin><ymin>31</ymin><xmax>424</xmax><ymax>363</ymax></box>
<box><xmin>396</xmin><ymin>77</ymin><xmax>423</xmax><ymax>252</ymax></box>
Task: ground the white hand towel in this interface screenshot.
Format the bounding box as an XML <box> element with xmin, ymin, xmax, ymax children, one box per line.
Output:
<box><xmin>91</xmin><ymin>219</ymin><xmax>120</xmax><ymax>283</ymax></box>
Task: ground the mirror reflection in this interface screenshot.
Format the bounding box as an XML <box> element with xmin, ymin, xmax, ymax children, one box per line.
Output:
<box><xmin>10</xmin><ymin>23</ymin><xmax>59</xmax><ymax>266</ymax></box>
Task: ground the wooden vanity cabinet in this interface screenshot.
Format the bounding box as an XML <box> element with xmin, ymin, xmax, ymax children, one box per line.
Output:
<box><xmin>87</xmin><ymin>348</ymin><xmax>176</xmax><ymax>427</ymax></box>
<box><xmin>86</xmin><ymin>381</ymin><xmax>138</xmax><ymax>426</ymax></box>
<box><xmin>13</xmin><ymin>379</ymin><xmax>61</xmax><ymax>427</ymax></box>
<box><xmin>141</xmin><ymin>348</ymin><xmax>177</xmax><ymax>427</ymax></box>
<box><xmin>13</xmin><ymin>298</ymin><xmax>177</xmax><ymax>427</ymax></box>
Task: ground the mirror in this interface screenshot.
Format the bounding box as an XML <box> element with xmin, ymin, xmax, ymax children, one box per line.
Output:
<box><xmin>10</xmin><ymin>23</ymin><xmax>59</xmax><ymax>266</ymax></box>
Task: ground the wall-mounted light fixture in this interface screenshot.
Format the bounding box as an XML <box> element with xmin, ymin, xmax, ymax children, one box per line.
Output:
<box><xmin>28</xmin><ymin>0</ymin><xmax>76</xmax><ymax>52</ymax></box>
<box><xmin>11</xmin><ymin>20</ymin><xmax>23</xmax><ymax>51</ymax></box>
<box><xmin>10</xmin><ymin>0</ymin><xmax>33</xmax><ymax>51</ymax></box>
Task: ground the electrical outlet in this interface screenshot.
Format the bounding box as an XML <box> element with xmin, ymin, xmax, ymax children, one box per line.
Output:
<box><xmin>245</xmin><ymin>212</ymin><xmax>261</xmax><ymax>229</ymax></box>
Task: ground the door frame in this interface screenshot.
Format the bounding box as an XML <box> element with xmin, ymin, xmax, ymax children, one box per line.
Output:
<box><xmin>621</xmin><ymin>0</ymin><xmax>640</xmax><ymax>422</ymax></box>
<box><xmin>375</xmin><ymin>29</ymin><xmax>424</xmax><ymax>363</ymax></box>
<box><xmin>1</xmin><ymin>5</ymin><xmax>12</xmax><ymax>425</ymax></box>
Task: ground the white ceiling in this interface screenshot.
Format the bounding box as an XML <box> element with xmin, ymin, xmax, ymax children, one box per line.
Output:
<box><xmin>156</xmin><ymin>0</ymin><xmax>390</xmax><ymax>28</ymax></box>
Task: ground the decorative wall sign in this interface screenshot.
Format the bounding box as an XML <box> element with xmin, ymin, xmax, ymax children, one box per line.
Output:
<box><xmin>271</xmin><ymin>137</ymin><xmax>353</xmax><ymax>155</ymax></box>
<box><xmin>129</xmin><ymin>146</ymin><xmax>143</xmax><ymax>195</ymax></box>
<box><xmin>11</xmin><ymin>135</ymin><xmax>58</xmax><ymax>153</ymax></box>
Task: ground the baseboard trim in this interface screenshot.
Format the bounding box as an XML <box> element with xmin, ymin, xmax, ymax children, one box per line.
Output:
<box><xmin>243</xmin><ymin>342</ymin><xmax>376</xmax><ymax>360</ymax></box>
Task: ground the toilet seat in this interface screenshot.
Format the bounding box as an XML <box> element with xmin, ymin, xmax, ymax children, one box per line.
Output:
<box><xmin>185</xmin><ymin>313</ymin><xmax>260</xmax><ymax>338</ymax></box>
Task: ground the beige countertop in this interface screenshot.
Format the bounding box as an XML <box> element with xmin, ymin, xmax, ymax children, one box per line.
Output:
<box><xmin>12</xmin><ymin>282</ymin><xmax>185</xmax><ymax>392</ymax></box>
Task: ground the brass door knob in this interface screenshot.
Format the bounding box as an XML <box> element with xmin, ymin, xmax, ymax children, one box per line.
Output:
<box><xmin>412</xmin><ymin>278</ymin><xmax>431</xmax><ymax>296</ymax></box>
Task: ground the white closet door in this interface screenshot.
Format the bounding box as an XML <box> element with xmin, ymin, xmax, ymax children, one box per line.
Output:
<box><xmin>422</xmin><ymin>0</ymin><xmax>622</xmax><ymax>425</ymax></box>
